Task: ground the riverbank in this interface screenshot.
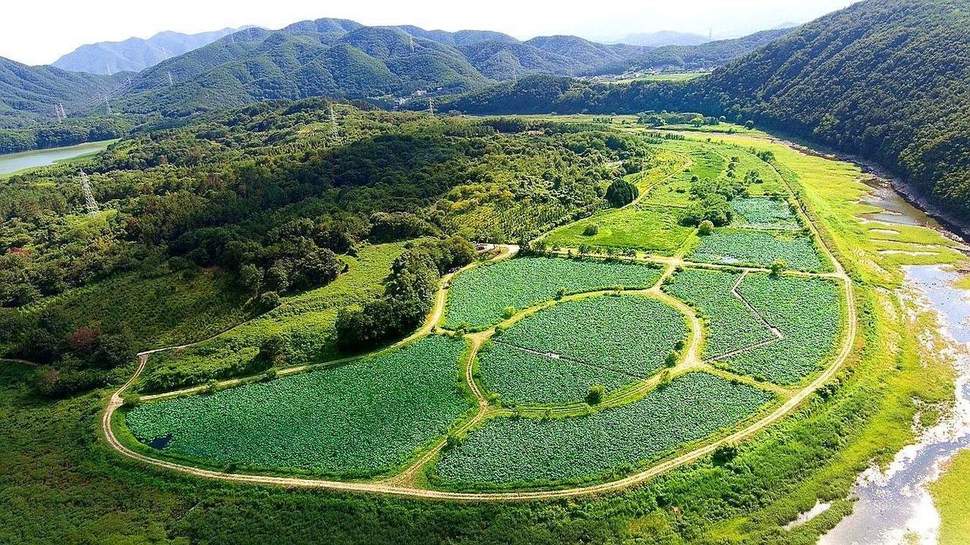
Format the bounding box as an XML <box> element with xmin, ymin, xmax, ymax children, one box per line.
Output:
<box><xmin>0</xmin><ymin>139</ymin><xmax>116</xmax><ymax>177</ymax></box>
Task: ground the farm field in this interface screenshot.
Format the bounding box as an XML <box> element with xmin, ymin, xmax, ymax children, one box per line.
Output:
<box><xmin>125</xmin><ymin>335</ymin><xmax>473</xmax><ymax>478</ymax></box>
<box><xmin>729</xmin><ymin>274</ymin><xmax>842</xmax><ymax>384</ymax></box>
<box><xmin>662</xmin><ymin>268</ymin><xmax>772</xmax><ymax>359</ymax></box>
<box><xmin>730</xmin><ymin>197</ymin><xmax>800</xmax><ymax>230</ymax></box>
<box><xmin>689</xmin><ymin>229</ymin><xmax>827</xmax><ymax>271</ymax></box>
<box><xmin>480</xmin><ymin>295</ymin><xmax>687</xmax><ymax>404</ymax></box>
<box><xmin>476</xmin><ymin>342</ymin><xmax>632</xmax><ymax>406</ymax></box>
<box><xmin>443</xmin><ymin>257</ymin><xmax>663</xmax><ymax>329</ymax></box>
<box><xmin>432</xmin><ymin>372</ymin><xmax>774</xmax><ymax>488</ymax></box>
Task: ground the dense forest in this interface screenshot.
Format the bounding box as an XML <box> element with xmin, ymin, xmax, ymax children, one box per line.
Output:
<box><xmin>0</xmin><ymin>98</ymin><xmax>650</xmax><ymax>395</ymax></box>
<box><xmin>442</xmin><ymin>0</ymin><xmax>970</xmax><ymax>224</ymax></box>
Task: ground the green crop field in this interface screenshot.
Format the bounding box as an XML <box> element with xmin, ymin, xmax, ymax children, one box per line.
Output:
<box><xmin>728</xmin><ymin>274</ymin><xmax>843</xmax><ymax>384</ymax></box>
<box><xmin>688</xmin><ymin>229</ymin><xmax>827</xmax><ymax>271</ymax></box>
<box><xmin>480</xmin><ymin>295</ymin><xmax>687</xmax><ymax>404</ymax></box>
<box><xmin>730</xmin><ymin>197</ymin><xmax>801</xmax><ymax>230</ymax></box>
<box><xmin>125</xmin><ymin>335</ymin><xmax>473</xmax><ymax>478</ymax></box>
<box><xmin>662</xmin><ymin>268</ymin><xmax>773</xmax><ymax>358</ymax></box>
<box><xmin>444</xmin><ymin>257</ymin><xmax>663</xmax><ymax>329</ymax></box>
<box><xmin>544</xmin><ymin>206</ymin><xmax>693</xmax><ymax>254</ymax></box>
<box><xmin>477</xmin><ymin>342</ymin><xmax>632</xmax><ymax>406</ymax></box>
<box><xmin>136</xmin><ymin>243</ymin><xmax>406</xmax><ymax>393</ymax></box>
<box><xmin>433</xmin><ymin>372</ymin><xmax>773</xmax><ymax>488</ymax></box>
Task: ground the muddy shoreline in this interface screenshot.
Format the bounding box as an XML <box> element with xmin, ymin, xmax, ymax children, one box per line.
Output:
<box><xmin>763</xmin><ymin>133</ymin><xmax>970</xmax><ymax>245</ymax></box>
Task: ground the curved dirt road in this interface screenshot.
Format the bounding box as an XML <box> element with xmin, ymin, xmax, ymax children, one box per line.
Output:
<box><xmin>101</xmin><ymin>167</ymin><xmax>857</xmax><ymax>501</ymax></box>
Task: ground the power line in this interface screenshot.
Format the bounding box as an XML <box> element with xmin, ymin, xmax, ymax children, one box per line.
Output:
<box><xmin>329</xmin><ymin>103</ymin><xmax>339</xmax><ymax>141</ymax></box>
<box><xmin>78</xmin><ymin>170</ymin><xmax>100</xmax><ymax>215</ymax></box>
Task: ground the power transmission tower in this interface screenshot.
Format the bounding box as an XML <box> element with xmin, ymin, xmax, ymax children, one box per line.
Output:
<box><xmin>408</xmin><ymin>35</ymin><xmax>415</xmax><ymax>54</ymax></box>
<box><xmin>167</xmin><ymin>71</ymin><xmax>175</xmax><ymax>86</ymax></box>
<box><xmin>329</xmin><ymin>103</ymin><xmax>339</xmax><ymax>140</ymax></box>
<box><xmin>428</xmin><ymin>98</ymin><xmax>434</xmax><ymax>115</ymax></box>
<box><xmin>53</xmin><ymin>104</ymin><xmax>63</xmax><ymax>122</ymax></box>
<box><xmin>78</xmin><ymin>170</ymin><xmax>100</xmax><ymax>215</ymax></box>
<box><xmin>103</xmin><ymin>95</ymin><xmax>112</xmax><ymax>115</ymax></box>
<box><xmin>58</xmin><ymin>103</ymin><xmax>66</xmax><ymax>121</ymax></box>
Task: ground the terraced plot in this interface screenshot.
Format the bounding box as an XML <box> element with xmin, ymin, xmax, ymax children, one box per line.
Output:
<box><xmin>730</xmin><ymin>197</ymin><xmax>801</xmax><ymax>230</ymax></box>
<box><xmin>433</xmin><ymin>372</ymin><xmax>773</xmax><ymax>488</ymax></box>
<box><xmin>480</xmin><ymin>295</ymin><xmax>688</xmax><ymax>404</ymax></box>
<box><xmin>689</xmin><ymin>229</ymin><xmax>827</xmax><ymax>272</ymax></box>
<box><xmin>663</xmin><ymin>268</ymin><xmax>773</xmax><ymax>358</ymax></box>
<box><xmin>730</xmin><ymin>274</ymin><xmax>842</xmax><ymax>384</ymax></box>
<box><xmin>125</xmin><ymin>335</ymin><xmax>473</xmax><ymax>478</ymax></box>
<box><xmin>444</xmin><ymin>257</ymin><xmax>663</xmax><ymax>328</ymax></box>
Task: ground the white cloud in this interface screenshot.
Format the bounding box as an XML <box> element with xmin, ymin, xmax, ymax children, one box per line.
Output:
<box><xmin>0</xmin><ymin>0</ymin><xmax>860</xmax><ymax>66</ymax></box>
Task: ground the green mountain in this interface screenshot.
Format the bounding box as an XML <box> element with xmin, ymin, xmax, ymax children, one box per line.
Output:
<box><xmin>446</xmin><ymin>0</ymin><xmax>970</xmax><ymax>224</ymax></box>
<box><xmin>0</xmin><ymin>57</ymin><xmax>122</xmax><ymax>128</ymax></box>
<box><xmin>52</xmin><ymin>28</ymin><xmax>242</xmax><ymax>75</ymax></box>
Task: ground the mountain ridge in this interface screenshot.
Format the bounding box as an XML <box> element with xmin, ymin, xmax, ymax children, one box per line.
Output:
<box><xmin>52</xmin><ymin>27</ymin><xmax>243</xmax><ymax>75</ymax></box>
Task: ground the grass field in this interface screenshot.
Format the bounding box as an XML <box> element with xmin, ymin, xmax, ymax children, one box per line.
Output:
<box><xmin>480</xmin><ymin>295</ymin><xmax>687</xmax><ymax>404</ymax></box>
<box><xmin>136</xmin><ymin>242</ymin><xmax>405</xmax><ymax>393</ymax></box>
<box><xmin>543</xmin><ymin>207</ymin><xmax>693</xmax><ymax>254</ymax></box>
<box><xmin>126</xmin><ymin>335</ymin><xmax>473</xmax><ymax>478</ymax></box>
<box><xmin>443</xmin><ymin>257</ymin><xmax>663</xmax><ymax>329</ymax></box>
<box><xmin>12</xmin><ymin>267</ymin><xmax>253</xmax><ymax>351</ymax></box>
<box><xmin>931</xmin><ymin>450</ymin><xmax>970</xmax><ymax>545</ymax></box>
<box><xmin>433</xmin><ymin>372</ymin><xmax>773</xmax><ymax>488</ymax></box>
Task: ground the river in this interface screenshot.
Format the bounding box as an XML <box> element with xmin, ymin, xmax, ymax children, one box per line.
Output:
<box><xmin>817</xmin><ymin>177</ymin><xmax>970</xmax><ymax>545</ymax></box>
<box><xmin>0</xmin><ymin>140</ymin><xmax>114</xmax><ymax>176</ymax></box>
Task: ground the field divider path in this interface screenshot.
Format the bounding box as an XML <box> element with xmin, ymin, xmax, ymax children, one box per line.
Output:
<box><xmin>100</xmin><ymin>133</ymin><xmax>858</xmax><ymax>502</ymax></box>
<box><xmin>491</xmin><ymin>338</ymin><xmax>649</xmax><ymax>380</ymax></box>
<box><xmin>706</xmin><ymin>271</ymin><xmax>784</xmax><ymax>363</ymax></box>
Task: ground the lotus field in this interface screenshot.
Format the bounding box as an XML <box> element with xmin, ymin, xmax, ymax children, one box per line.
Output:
<box><xmin>730</xmin><ymin>197</ymin><xmax>801</xmax><ymax>230</ymax></box>
<box><xmin>689</xmin><ymin>229</ymin><xmax>826</xmax><ymax>272</ymax></box>
<box><xmin>126</xmin><ymin>335</ymin><xmax>473</xmax><ymax>478</ymax></box>
<box><xmin>480</xmin><ymin>295</ymin><xmax>687</xmax><ymax>404</ymax></box>
<box><xmin>663</xmin><ymin>268</ymin><xmax>773</xmax><ymax>358</ymax></box>
<box><xmin>444</xmin><ymin>257</ymin><xmax>662</xmax><ymax>328</ymax></box>
<box><xmin>728</xmin><ymin>274</ymin><xmax>842</xmax><ymax>384</ymax></box>
<box><xmin>433</xmin><ymin>372</ymin><xmax>774</xmax><ymax>487</ymax></box>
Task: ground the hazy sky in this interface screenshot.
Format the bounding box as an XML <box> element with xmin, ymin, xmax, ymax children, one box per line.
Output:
<box><xmin>2</xmin><ymin>0</ymin><xmax>860</xmax><ymax>66</ymax></box>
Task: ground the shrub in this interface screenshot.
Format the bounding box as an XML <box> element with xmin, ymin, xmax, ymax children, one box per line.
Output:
<box><xmin>586</xmin><ymin>383</ymin><xmax>605</xmax><ymax>405</ymax></box>
<box><xmin>698</xmin><ymin>220</ymin><xmax>715</xmax><ymax>236</ymax></box>
<box><xmin>583</xmin><ymin>224</ymin><xmax>600</xmax><ymax>236</ymax></box>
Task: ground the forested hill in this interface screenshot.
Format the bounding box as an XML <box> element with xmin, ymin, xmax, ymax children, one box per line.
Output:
<box><xmin>0</xmin><ymin>57</ymin><xmax>123</xmax><ymax>128</ymax></box>
<box><xmin>447</xmin><ymin>0</ymin><xmax>970</xmax><ymax>224</ymax></box>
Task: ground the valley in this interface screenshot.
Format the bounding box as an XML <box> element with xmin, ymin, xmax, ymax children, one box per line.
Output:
<box><xmin>2</xmin><ymin>1</ymin><xmax>970</xmax><ymax>542</ymax></box>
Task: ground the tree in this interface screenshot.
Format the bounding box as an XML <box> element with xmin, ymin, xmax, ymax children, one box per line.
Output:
<box><xmin>744</xmin><ymin>120</ymin><xmax>755</xmax><ymax>130</ymax></box>
<box><xmin>586</xmin><ymin>384</ymin><xmax>605</xmax><ymax>405</ymax></box>
<box><xmin>239</xmin><ymin>263</ymin><xmax>263</xmax><ymax>293</ymax></box>
<box><xmin>698</xmin><ymin>220</ymin><xmax>715</xmax><ymax>235</ymax></box>
<box><xmin>583</xmin><ymin>224</ymin><xmax>599</xmax><ymax>236</ymax></box>
<box><xmin>258</xmin><ymin>291</ymin><xmax>281</xmax><ymax>311</ymax></box>
<box><xmin>605</xmin><ymin>179</ymin><xmax>639</xmax><ymax>207</ymax></box>
<box><xmin>770</xmin><ymin>259</ymin><xmax>787</xmax><ymax>277</ymax></box>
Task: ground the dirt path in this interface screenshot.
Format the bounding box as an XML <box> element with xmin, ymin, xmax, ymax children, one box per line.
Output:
<box><xmin>100</xmin><ymin>139</ymin><xmax>858</xmax><ymax>502</ymax></box>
